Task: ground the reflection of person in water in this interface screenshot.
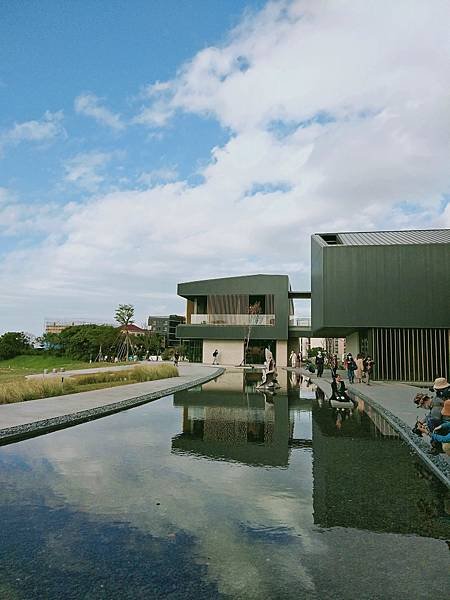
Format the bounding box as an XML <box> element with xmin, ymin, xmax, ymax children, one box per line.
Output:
<box><xmin>332</xmin><ymin>407</ymin><xmax>352</xmax><ymax>430</ymax></box>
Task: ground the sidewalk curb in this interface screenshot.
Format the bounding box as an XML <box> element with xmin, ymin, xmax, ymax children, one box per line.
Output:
<box><xmin>0</xmin><ymin>366</ymin><xmax>225</xmax><ymax>447</ymax></box>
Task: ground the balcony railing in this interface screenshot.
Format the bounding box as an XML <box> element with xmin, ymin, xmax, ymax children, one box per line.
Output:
<box><xmin>289</xmin><ymin>317</ymin><xmax>311</xmax><ymax>327</ymax></box>
<box><xmin>190</xmin><ymin>314</ymin><xmax>275</xmax><ymax>326</ymax></box>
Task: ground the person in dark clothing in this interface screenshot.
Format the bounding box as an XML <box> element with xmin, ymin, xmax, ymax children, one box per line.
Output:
<box><xmin>330</xmin><ymin>354</ymin><xmax>338</xmax><ymax>379</ymax></box>
<box><xmin>344</xmin><ymin>353</ymin><xmax>357</xmax><ymax>383</ymax></box>
<box><xmin>315</xmin><ymin>351</ymin><xmax>324</xmax><ymax>377</ymax></box>
<box><xmin>331</xmin><ymin>374</ymin><xmax>351</xmax><ymax>401</ymax></box>
<box><xmin>363</xmin><ymin>356</ymin><xmax>374</xmax><ymax>385</ymax></box>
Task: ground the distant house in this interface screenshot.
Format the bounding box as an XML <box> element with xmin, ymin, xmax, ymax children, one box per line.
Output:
<box><xmin>118</xmin><ymin>324</ymin><xmax>148</xmax><ymax>337</ymax></box>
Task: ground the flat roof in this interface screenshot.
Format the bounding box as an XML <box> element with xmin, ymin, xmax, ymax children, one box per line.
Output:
<box><xmin>314</xmin><ymin>229</ymin><xmax>450</xmax><ymax>246</ymax></box>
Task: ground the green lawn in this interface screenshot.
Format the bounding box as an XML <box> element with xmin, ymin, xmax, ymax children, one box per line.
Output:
<box><xmin>0</xmin><ymin>355</ymin><xmax>128</xmax><ymax>384</ymax></box>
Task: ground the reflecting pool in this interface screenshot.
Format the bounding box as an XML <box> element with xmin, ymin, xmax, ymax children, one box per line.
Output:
<box><xmin>0</xmin><ymin>371</ymin><xmax>449</xmax><ymax>599</ymax></box>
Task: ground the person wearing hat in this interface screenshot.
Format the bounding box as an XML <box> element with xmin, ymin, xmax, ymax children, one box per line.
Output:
<box><xmin>433</xmin><ymin>377</ymin><xmax>450</xmax><ymax>400</ymax></box>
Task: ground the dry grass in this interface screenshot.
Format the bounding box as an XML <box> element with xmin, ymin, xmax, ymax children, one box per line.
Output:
<box><xmin>0</xmin><ymin>364</ymin><xmax>178</xmax><ymax>404</ymax></box>
<box><xmin>0</xmin><ymin>356</ymin><xmax>129</xmax><ymax>384</ymax></box>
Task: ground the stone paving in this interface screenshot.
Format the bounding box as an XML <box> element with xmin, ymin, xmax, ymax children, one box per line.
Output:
<box><xmin>292</xmin><ymin>366</ymin><xmax>450</xmax><ymax>488</ymax></box>
<box><xmin>0</xmin><ymin>364</ymin><xmax>224</xmax><ymax>445</ymax></box>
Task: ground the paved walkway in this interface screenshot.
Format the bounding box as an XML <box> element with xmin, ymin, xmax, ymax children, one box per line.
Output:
<box><xmin>292</xmin><ymin>367</ymin><xmax>450</xmax><ymax>487</ymax></box>
<box><xmin>0</xmin><ymin>364</ymin><xmax>223</xmax><ymax>445</ymax></box>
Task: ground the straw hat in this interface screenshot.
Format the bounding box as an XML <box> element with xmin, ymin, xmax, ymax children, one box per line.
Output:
<box><xmin>433</xmin><ymin>377</ymin><xmax>449</xmax><ymax>390</ymax></box>
<box><xmin>442</xmin><ymin>400</ymin><xmax>450</xmax><ymax>417</ymax></box>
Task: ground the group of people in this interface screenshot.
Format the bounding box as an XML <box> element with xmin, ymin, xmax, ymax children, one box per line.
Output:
<box><xmin>413</xmin><ymin>377</ymin><xmax>450</xmax><ymax>455</ymax></box>
<box><xmin>343</xmin><ymin>353</ymin><xmax>374</xmax><ymax>385</ymax></box>
<box><xmin>313</xmin><ymin>351</ymin><xmax>374</xmax><ymax>385</ymax></box>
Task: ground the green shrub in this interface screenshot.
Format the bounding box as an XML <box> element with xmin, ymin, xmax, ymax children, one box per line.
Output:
<box><xmin>161</xmin><ymin>348</ymin><xmax>173</xmax><ymax>361</ymax></box>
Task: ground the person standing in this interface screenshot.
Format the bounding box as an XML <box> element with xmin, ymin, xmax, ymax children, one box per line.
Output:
<box><xmin>174</xmin><ymin>351</ymin><xmax>180</xmax><ymax>367</ymax></box>
<box><xmin>315</xmin><ymin>351</ymin><xmax>324</xmax><ymax>377</ymax></box>
<box><xmin>364</xmin><ymin>356</ymin><xmax>374</xmax><ymax>385</ymax></box>
<box><xmin>330</xmin><ymin>354</ymin><xmax>338</xmax><ymax>378</ymax></box>
<box><xmin>355</xmin><ymin>354</ymin><xmax>364</xmax><ymax>383</ymax></box>
<box><xmin>290</xmin><ymin>351</ymin><xmax>296</xmax><ymax>368</ymax></box>
<box><xmin>344</xmin><ymin>353</ymin><xmax>356</xmax><ymax>384</ymax></box>
<box><xmin>212</xmin><ymin>349</ymin><xmax>219</xmax><ymax>365</ymax></box>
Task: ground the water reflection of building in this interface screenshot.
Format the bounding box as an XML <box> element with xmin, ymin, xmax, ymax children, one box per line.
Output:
<box><xmin>311</xmin><ymin>401</ymin><xmax>450</xmax><ymax>540</ymax></box>
<box><xmin>171</xmin><ymin>378</ymin><xmax>314</xmax><ymax>468</ymax></box>
<box><xmin>172</xmin><ymin>390</ymin><xmax>291</xmax><ymax>467</ymax></box>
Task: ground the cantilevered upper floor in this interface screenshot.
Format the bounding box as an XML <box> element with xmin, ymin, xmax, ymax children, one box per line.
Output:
<box><xmin>177</xmin><ymin>274</ymin><xmax>295</xmax><ymax>341</ymax></box>
<box><xmin>311</xmin><ymin>228</ymin><xmax>450</xmax><ymax>335</ymax></box>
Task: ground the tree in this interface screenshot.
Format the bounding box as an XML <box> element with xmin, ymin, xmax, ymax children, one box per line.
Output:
<box><xmin>46</xmin><ymin>325</ymin><xmax>118</xmax><ymax>361</ymax></box>
<box><xmin>242</xmin><ymin>301</ymin><xmax>262</xmax><ymax>365</ymax></box>
<box><xmin>0</xmin><ymin>332</ymin><xmax>33</xmax><ymax>360</ymax></box>
<box><xmin>115</xmin><ymin>304</ymin><xmax>136</xmax><ymax>361</ymax></box>
<box><xmin>308</xmin><ymin>346</ymin><xmax>325</xmax><ymax>358</ymax></box>
<box><xmin>115</xmin><ymin>304</ymin><xmax>135</xmax><ymax>326</ymax></box>
<box><xmin>139</xmin><ymin>332</ymin><xmax>163</xmax><ymax>357</ymax></box>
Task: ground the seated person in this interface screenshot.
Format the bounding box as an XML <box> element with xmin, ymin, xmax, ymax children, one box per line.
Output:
<box><xmin>331</xmin><ymin>374</ymin><xmax>351</xmax><ymax>402</ymax></box>
<box><xmin>431</xmin><ymin>421</ymin><xmax>450</xmax><ymax>456</ymax></box>
<box><xmin>413</xmin><ymin>392</ymin><xmax>443</xmax><ymax>433</ymax></box>
<box><xmin>432</xmin><ymin>377</ymin><xmax>450</xmax><ymax>400</ymax></box>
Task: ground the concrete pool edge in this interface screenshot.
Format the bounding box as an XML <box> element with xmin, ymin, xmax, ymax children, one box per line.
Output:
<box><xmin>297</xmin><ymin>369</ymin><xmax>450</xmax><ymax>490</ymax></box>
<box><xmin>0</xmin><ymin>365</ymin><xmax>225</xmax><ymax>446</ymax></box>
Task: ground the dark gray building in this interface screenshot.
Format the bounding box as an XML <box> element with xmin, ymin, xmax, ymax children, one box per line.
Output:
<box><xmin>311</xmin><ymin>229</ymin><xmax>450</xmax><ymax>381</ymax></box>
<box><xmin>147</xmin><ymin>314</ymin><xmax>185</xmax><ymax>348</ymax></box>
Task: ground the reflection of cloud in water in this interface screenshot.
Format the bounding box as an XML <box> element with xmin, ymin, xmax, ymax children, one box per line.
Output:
<box><xmin>1</xmin><ymin>399</ymin><xmax>319</xmax><ymax>597</ymax></box>
<box><xmin>1</xmin><ymin>381</ymin><xmax>449</xmax><ymax>599</ymax></box>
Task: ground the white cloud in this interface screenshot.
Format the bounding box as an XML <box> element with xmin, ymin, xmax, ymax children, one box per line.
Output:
<box><xmin>0</xmin><ymin>110</ymin><xmax>65</xmax><ymax>155</ymax></box>
<box><xmin>74</xmin><ymin>93</ymin><xmax>124</xmax><ymax>130</ymax></box>
<box><xmin>63</xmin><ymin>151</ymin><xmax>115</xmax><ymax>191</ymax></box>
<box><xmin>137</xmin><ymin>166</ymin><xmax>178</xmax><ymax>186</ymax></box>
<box><xmin>1</xmin><ymin>0</ymin><xmax>450</xmax><ymax>333</ymax></box>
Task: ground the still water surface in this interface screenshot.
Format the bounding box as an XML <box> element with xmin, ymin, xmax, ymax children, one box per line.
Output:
<box><xmin>0</xmin><ymin>371</ymin><xmax>449</xmax><ymax>599</ymax></box>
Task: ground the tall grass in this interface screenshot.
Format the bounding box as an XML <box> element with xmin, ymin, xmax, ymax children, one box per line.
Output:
<box><xmin>0</xmin><ymin>365</ymin><xmax>178</xmax><ymax>405</ymax></box>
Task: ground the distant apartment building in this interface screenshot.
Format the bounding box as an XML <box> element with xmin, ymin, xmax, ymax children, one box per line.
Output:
<box><xmin>44</xmin><ymin>319</ymin><xmax>113</xmax><ymax>335</ymax></box>
<box><xmin>147</xmin><ymin>315</ymin><xmax>185</xmax><ymax>348</ymax></box>
<box><xmin>325</xmin><ymin>338</ymin><xmax>346</xmax><ymax>359</ymax></box>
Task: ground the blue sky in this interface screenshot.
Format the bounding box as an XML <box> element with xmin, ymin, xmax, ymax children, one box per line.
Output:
<box><xmin>1</xmin><ymin>0</ymin><xmax>449</xmax><ymax>334</ymax></box>
<box><xmin>0</xmin><ymin>1</ymin><xmax>257</xmax><ymax>204</ymax></box>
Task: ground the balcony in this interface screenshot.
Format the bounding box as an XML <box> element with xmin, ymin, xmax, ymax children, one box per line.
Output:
<box><xmin>190</xmin><ymin>314</ymin><xmax>275</xmax><ymax>326</ymax></box>
<box><xmin>289</xmin><ymin>317</ymin><xmax>311</xmax><ymax>327</ymax></box>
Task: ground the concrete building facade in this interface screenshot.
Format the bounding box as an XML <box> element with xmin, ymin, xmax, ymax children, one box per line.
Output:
<box><xmin>176</xmin><ymin>229</ymin><xmax>449</xmax><ymax>381</ymax></box>
<box><xmin>176</xmin><ymin>274</ymin><xmax>300</xmax><ymax>367</ymax></box>
<box><xmin>311</xmin><ymin>229</ymin><xmax>450</xmax><ymax>381</ymax></box>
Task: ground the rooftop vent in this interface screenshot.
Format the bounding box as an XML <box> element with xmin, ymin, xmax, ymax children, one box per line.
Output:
<box><xmin>320</xmin><ymin>234</ymin><xmax>341</xmax><ymax>245</ymax></box>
